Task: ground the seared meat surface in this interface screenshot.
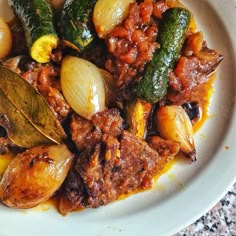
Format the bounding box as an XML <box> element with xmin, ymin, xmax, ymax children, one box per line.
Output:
<box><xmin>168</xmin><ymin>40</ymin><xmax>223</xmax><ymax>105</ymax></box>
<box><xmin>59</xmin><ymin>121</ymin><xmax>179</xmax><ymax>214</ymax></box>
<box><xmin>92</xmin><ymin>109</ymin><xmax>124</xmax><ymax>136</ymax></box>
<box><xmin>70</xmin><ymin>114</ymin><xmax>99</xmax><ymax>152</ymax></box>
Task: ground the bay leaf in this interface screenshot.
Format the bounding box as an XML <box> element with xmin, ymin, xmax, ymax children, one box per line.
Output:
<box><xmin>0</xmin><ymin>65</ymin><xmax>66</xmax><ymax>148</ymax></box>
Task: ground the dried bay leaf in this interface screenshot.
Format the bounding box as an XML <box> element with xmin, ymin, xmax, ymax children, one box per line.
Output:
<box><xmin>0</xmin><ymin>65</ymin><xmax>66</xmax><ymax>148</ymax></box>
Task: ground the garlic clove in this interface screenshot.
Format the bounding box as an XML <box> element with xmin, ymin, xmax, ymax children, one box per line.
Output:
<box><xmin>156</xmin><ymin>105</ymin><xmax>196</xmax><ymax>161</ymax></box>
<box><xmin>61</xmin><ymin>56</ymin><xmax>106</xmax><ymax>120</ymax></box>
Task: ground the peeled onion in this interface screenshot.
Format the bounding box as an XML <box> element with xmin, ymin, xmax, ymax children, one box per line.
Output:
<box><xmin>99</xmin><ymin>69</ymin><xmax>117</xmax><ymax>107</ymax></box>
<box><xmin>61</xmin><ymin>56</ymin><xmax>106</xmax><ymax>120</ymax></box>
<box><xmin>0</xmin><ymin>17</ymin><xmax>12</xmax><ymax>59</ymax></box>
<box><xmin>0</xmin><ymin>144</ymin><xmax>73</xmax><ymax>208</ymax></box>
<box><xmin>93</xmin><ymin>0</ymin><xmax>134</xmax><ymax>38</ymax></box>
<box><xmin>156</xmin><ymin>105</ymin><xmax>196</xmax><ymax>161</ymax></box>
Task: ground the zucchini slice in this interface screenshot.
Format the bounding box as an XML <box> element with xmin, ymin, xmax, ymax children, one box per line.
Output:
<box><xmin>60</xmin><ymin>0</ymin><xmax>97</xmax><ymax>51</ymax></box>
<box><xmin>135</xmin><ymin>8</ymin><xmax>191</xmax><ymax>103</ymax></box>
<box><xmin>8</xmin><ymin>0</ymin><xmax>58</xmax><ymax>63</ymax></box>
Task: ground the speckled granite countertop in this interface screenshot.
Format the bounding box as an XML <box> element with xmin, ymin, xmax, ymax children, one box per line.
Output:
<box><xmin>174</xmin><ymin>183</ymin><xmax>236</xmax><ymax>235</ymax></box>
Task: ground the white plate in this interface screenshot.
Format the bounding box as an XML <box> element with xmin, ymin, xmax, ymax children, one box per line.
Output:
<box><xmin>0</xmin><ymin>0</ymin><xmax>236</xmax><ymax>235</ymax></box>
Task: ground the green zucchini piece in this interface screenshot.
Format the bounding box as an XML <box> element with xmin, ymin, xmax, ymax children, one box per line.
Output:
<box><xmin>135</xmin><ymin>7</ymin><xmax>191</xmax><ymax>103</ymax></box>
<box><xmin>60</xmin><ymin>0</ymin><xmax>97</xmax><ymax>51</ymax></box>
<box><xmin>8</xmin><ymin>0</ymin><xmax>58</xmax><ymax>63</ymax></box>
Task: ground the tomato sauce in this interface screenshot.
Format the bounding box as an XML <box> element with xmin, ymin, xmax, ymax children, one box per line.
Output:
<box><xmin>192</xmin><ymin>73</ymin><xmax>216</xmax><ymax>133</ymax></box>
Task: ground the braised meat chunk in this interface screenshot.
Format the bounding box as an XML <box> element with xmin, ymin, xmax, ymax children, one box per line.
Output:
<box><xmin>59</xmin><ymin>131</ymin><xmax>179</xmax><ymax>214</ymax></box>
<box><xmin>70</xmin><ymin>108</ymin><xmax>124</xmax><ymax>152</ymax></box>
<box><xmin>70</xmin><ymin>114</ymin><xmax>100</xmax><ymax>152</ymax></box>
<box><xmin>168</xmin><ymin>39</ymin><xmax>223</xmax><ymax>105</ymax></box>
<box><xmin>92</xmin><ymin>108</ymin><xmax>124</xmax><ymax>136</ymax></box>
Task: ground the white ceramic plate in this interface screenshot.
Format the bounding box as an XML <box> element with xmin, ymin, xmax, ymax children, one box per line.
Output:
<box><xmin>0</xmin><ymin>0</ymin><xmax>235</xmax><ymax>235</ymax></box>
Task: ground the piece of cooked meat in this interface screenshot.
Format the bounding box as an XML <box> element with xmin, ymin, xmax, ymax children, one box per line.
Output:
<box><xmin>58</xmin><ymin>164</ymin><xmax>86</xmax><ymax>215</ymax></box>
<box><xmin>168</xmin><ymin>42</ymin><xmax>223</xmax><ymax>105</ymax></box>
<box><xmin>58</xmin><ymin>131</ymin><xmax>179</xmax><ymax>214</ymax></box>
<box><xmin>70</xmin><ymin>108</ymin><xmax>124</xmax><ymax>152</ymax></box>
<box><xmin>92</xmin><ymin>108</ymin><xmax>124</xmax><ymax>136</ymax></box>
<box><xmin>70</xmin><ymin>113</ymin><xmax>101</xmax><ymax>152</ymax></box>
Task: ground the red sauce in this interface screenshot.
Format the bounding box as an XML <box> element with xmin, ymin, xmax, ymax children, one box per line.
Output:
<box><xmin>192</xmin><ymin>73</ymin><xmax>216</xmax><ymax>133</ymax></box>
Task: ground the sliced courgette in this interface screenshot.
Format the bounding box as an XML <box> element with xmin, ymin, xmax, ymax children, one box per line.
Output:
<box><xmin>8</xmin><ymin>0</ymin><xmax>58</xmax><ymax>63</ymax></box>
<box><xmin>135</xmin><ymin>7</ymin><xmax>191</xmax><ymax>103</ymax></box>
<box><xmin>60</xmin><ymin>0</ymin><xmax>97</xmax><ymax>51</ymax></box>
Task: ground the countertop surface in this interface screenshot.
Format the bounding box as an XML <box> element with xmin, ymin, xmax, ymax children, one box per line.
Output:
<box><xmin>174</xmin><ymin>183</ymin><xmax>236</xmax><ymax>235</ymax></box>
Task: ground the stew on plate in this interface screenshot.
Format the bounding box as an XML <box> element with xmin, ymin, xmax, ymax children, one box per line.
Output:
<box><xmin>0</xmin><ymin>0</ymin><xmax>223</xmax><ymax>215</ymax></box>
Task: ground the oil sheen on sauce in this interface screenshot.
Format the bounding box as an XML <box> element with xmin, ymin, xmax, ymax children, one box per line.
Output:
<box><xmin>192</xmin><ymin>73</ymin><xmax>216</xmax><ymax>133</ymax></box>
